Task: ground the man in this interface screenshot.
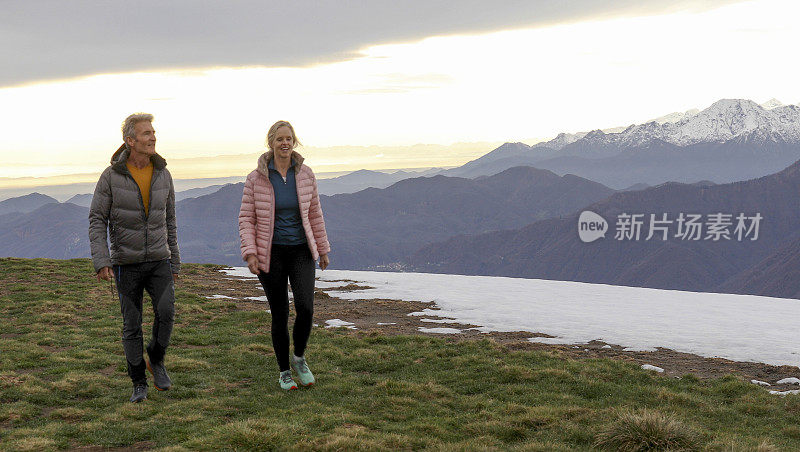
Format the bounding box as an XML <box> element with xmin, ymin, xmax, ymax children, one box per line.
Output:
<box><xmin>89</xmin><ymin>113</ymin><xmax>180</xmax><ymax>403</ymax></box>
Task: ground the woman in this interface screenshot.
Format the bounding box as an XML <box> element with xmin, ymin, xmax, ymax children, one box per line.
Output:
<box><xmin>239</xmin><ymin>120</ymin><xmax>331</xmax><ymax>390</ymax></box>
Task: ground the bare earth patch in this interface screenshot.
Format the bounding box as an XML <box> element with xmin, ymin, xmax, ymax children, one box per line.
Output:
<box><xmin>98</xmin><ymin>365</ymin><xmax>117</xmax><ymax>376</ymax></box>
<box><xmin>190</xmin><ymin>266</ymin><xmax>800</xmax><ymax>392</ymax></box>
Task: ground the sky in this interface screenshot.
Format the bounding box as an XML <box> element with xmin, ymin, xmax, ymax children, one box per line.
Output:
<box><xmin>2</xmin><ymin>0</ymin><xmax>799</xmax><ymax>187</ymax></box>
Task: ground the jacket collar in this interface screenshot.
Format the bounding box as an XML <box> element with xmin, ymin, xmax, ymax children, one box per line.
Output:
<box><xmin>268</xmin><ymin>158</ymin><xmax>297</xmax><ymax>171</ymax></box>
<box><xmin>110</xmin><ymin>144</ymin><xmax>167</xmax><ymax>173</ymax></box>
<box><xmin>257</xmin><ymin>149</ymin><xmax>304</xmax><ymax>177</ymax></box>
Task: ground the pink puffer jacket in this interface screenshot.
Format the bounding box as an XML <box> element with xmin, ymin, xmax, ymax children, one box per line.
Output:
<box><xmin>238</xmin><ymin>150</ymin><xmax>331</xmax><ymax>273</ymax></box>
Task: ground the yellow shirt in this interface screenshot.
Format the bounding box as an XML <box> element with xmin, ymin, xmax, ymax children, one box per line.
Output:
<box><xmin>126</xmin><ymin>161</ymin><xmax>154</xmax><ymax>216</ymax></box>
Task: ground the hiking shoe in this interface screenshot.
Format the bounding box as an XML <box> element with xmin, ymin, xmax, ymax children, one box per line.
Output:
<box><xmin>279</xmin><ymin>370</ymin><xmax>298</xmax><ymax>390</ymax></box>
<box><xmin>291</xmin><ymin>355</ymin><xmax>315</xmax><ymax>387</ymax></box>
<box><xmin>147</xmin><ymin>360</ymin><xmax>172</xmax><ymax>391</ymax></box>
<box><xmin>130</xmin><ymin>384</ymin><xmax>148</xmax><ymax>403</ymax></box>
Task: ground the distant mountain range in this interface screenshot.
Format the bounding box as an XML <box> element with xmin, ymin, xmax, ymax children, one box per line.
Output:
<box><xmin>0</xmin><ymin>176</ymin><xmax>245</xmax><ymax>204</ymax></box>
<box><xmin>407</xmin><ymin>158</ymin><xmax>800</xmax><ymax>299</ymax></box>
<box><xmin>64</xmin><ymin>193</ymin><xmax>93</xmax><ymax>207</ymax></box>
<box><xmin>446</xmin><ymin>99</ymin><xmax>800</xmax><ymax>187</ymax></box>
<box><xmin>175</xmin><ymin>183</ymin><xmax>245</xmax><ymax>265</ymax></box>
<box><xmin>3</xmin><ymin>158</ymin><xmax>800</xmax><ymax>298</ymax></box>
<box><xmin>317</xmin><ymin>168</ymin><xmax>441</xmax><ymax>195</ymax></box>
<box><xmin>321</xmin><ymin>166</ymin><xmax>615</xmax><ymax>269</ymax></box>
<box><xmin>0</xmin><ymin>167</ymin><xmax>614</xmax><ymax>268</ymax></box>
<box><xmin>0</xmin><ymin>193</ymin><xmax>58</xmax><ymax>215</ymax></box>
<box><xmin>58</xmin><ymin>184</ymin><xmax>236</xmax><ymax>208</ymax></box>
<box><xmin>0</xmin><ymin>202</ymin><xmax>89</xmax><ymax>259</ymax></box>
<box><xmin>3</xmin><ymin>97</ymin><xmax>800</xmax><ymax>299</ymax></box>
<box><xmin>20</xmin><ymin>170</ymin><xmax>438</xmax><ymax>207</ymax></box>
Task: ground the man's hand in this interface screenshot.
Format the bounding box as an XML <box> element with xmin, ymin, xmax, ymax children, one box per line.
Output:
<box><xmin>246</xmin><ymin>255</ymin><xmax>260</xmax><ymax>275</ymax></box>
<box><xmin>319</xmin><ymin>254</ymin><xmax>329</xmax><ymax>270</ymax></box>
<box><xmin>173</xmin><ymin>273</ymin><xmax>179</xmax><ymax>281</ymax></box>
<box><xmin>96</xmin><ymin>267</ymin><xmax>113</xmax><ymax>281</ymax></box>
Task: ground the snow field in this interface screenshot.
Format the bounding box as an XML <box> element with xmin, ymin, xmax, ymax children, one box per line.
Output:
<box><xmin>222</xmin><ymin>267</ymin><xmax>800</xmax><ymax>371</ymax></box>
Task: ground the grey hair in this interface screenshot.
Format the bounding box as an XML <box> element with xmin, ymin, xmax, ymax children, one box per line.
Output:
<box><xmin>266</xmin><ymin>120</ymin><xmax>301</xmax><ymax>151</ymax></box>
<box><xmin>122</xmin><ymin>113</ymin><xmax>154</xmax><ymax>147</ymax></box>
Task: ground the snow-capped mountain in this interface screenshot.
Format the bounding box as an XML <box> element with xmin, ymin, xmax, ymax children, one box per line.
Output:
<box><xmin>760</xmin><ymin>98</ymin><xmax>784</xmax><ymax>110</ymax></box>
<box><xmin>537</xmin><ymin>99</ymin><xmax>799</xmax><ymax>150</ymax></box>
<box><xmin>557</xmin><ymin>99</ymin><xmax>800</xmax><ymax>150</ymax></box>
<box><xmin>543</xmin><ymin>132</ymin><xmax>587</xmax><ymax>150</ymax></box>
<box><xmin>448</xmin><ymin>98</ymin><xmax>800</xmax><ymax>187</ymax></box>
<box><xmin>657</xmin><ymin>99</ymin><xmax>800</xmax><ymax>146</ymax></box>
<box><xmin>648</xmin><ymin>108</ymin><xmax>700</xmax><ymax>125</ymax></box>
<box><xmin>529</xmin><ymin>105</ymin><xmax>703</xmax><ymax>151</ymax></box>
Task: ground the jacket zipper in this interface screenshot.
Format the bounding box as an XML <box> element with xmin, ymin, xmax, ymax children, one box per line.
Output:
<box><xmin>145</xmin><ymin>169</ymin><xmax>160</xmax><ymax>262</ymax></box>
<box><xmin>268</xmin><ymin>181</ymin><xmax>275</xmax><ymax>271</ymax></box>
<box><xmin>126</xmin><ymin>166</ymin><xmax>158</xmax><ymax>262</ymax></box>
<box><xmin>293</xmin><ymin>167</ymin><xmax>313</xmax><ymax>248</ymax></box>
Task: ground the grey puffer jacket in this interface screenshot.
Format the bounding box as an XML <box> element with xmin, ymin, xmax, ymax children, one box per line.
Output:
<box><xmin>89</xmin><ymin>144</ymin><xmax>180</xmax><ymax>273</ymax></box>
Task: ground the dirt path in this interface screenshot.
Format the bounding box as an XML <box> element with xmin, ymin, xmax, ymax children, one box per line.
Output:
<box><xmin>184</xmin><ymin>265</ymin><xmax>800</xmax><ymax>393</ymax></box>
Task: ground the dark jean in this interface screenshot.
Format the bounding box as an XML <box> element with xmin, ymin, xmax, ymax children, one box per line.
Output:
<box><xmin>257</xmin><ymin>244</ymin><xmax>316</xmax><ymax>371</ymax></box>
<box><xmin>114</xmin><ymin>259</ymin><xmax>175</xmax><ymax>385</ymax></box>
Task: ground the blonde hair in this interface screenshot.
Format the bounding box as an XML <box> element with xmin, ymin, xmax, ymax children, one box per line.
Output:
<box><xmin>266</xmin><ymin>120</ymin><xmax>301</xmax><ymax>151</ymax></box>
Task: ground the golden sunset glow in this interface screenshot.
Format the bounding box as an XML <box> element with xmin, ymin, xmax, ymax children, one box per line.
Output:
<box><xmin>1</xmin><ymin>0</ymin><xmax>798</xmax><ymax>187</ymax></box>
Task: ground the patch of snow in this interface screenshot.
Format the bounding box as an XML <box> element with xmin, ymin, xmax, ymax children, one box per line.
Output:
<box><xmin>776</xmin><ymin>377</ymin><xmax>800</xmax><ymax>385</ymax></box>
<box><xmin>206</xmin><ymin>295</ymin><xmax>235</xmax><ymax>300</ymax></box>
<box><xmin>621</xmin><ymin>345</ymin><xmax>658</xmax><ymax>352</ymax></box>
<box><xmin>408</xmin><ymin>310</ymin><xmax>438</xmax><ymax>316</ymax></box>
<box><xmin>311</xmin><ymin>269</ymin><xmax>800</xmax><ymax>368</ymax></box>
<box><xmin>314</xmin><ymin>280</ymin><xmax>344</xmax><ymax>289</ymax></box>
<box><xmin>245</xmin><ymin>296</ymin><xmax>269</xmax><ymax>302</ymax></box>
<box><xmin>602</xmin><ymin>345</ymin><xmax>612</xmax><ymax>349</ymax></box>
<box><xmin>220</xmin><ymin>268</ymin><xmax>338</xmax><ymax>299</ymax></box>
<box><xmin>641</xmin><ymin>364</ymin><xmax>664</xmax><ymax>373</ymax></box>
<box><xmin>418</xmin><ymin>327</ymin><xmax>462</xmax><ymax>334</ymax></box>
<box><xmin>751</xmin><ymin>380</ymin><xmax>771</xmax><ymax>387</ymax></box>
<box><xmin>221</xmin><ymin>267</ymin><xmax>257</xmax><ymax>279</ymax></box>
<box><xmin>419</xmin><ymin>318</ymin><xmax>459</xmax><ymax>324</ymax></box>
<box><xmin>377</xmin><ymin>322</ymin><xmax>397</xmax><ymax>325</ymax></box>
<box><xmin>243</xmin><ymin>294</ymin><xmax>292</xmax><ymax>302</ymax></box>
<box><xmin>770</xmin><ymin>389</ymin><xmax>800</xmax><ymax>396</ymax></box>
<box><xmin>325</xmin><ymin>319</ymin><xmax>356</xmax><ymax>330</ymax></box>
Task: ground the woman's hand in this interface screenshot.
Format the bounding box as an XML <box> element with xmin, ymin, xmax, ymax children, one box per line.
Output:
<box><xmin>246</xmin><ymin>255</ymin><xmax>260</xmax><ymax>275</ymax></box>
<box><xmin>319</xmin><ymin>254</ymin><xmax>329</xmax><ymax>270</ymax></box>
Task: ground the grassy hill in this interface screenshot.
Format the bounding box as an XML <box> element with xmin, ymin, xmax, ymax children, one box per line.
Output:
<box><xmin>1</xmin><ymin>258</ymin><xmax>798</xmax><ymax>450</ymax></box>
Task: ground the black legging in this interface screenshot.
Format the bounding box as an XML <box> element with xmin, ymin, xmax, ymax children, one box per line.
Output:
<box><xmin>257</xmin><ymin>244</ymin><xmax>316</xmax><ymax>371</ymax></box>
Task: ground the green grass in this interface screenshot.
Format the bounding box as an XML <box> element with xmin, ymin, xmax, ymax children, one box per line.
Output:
<box><xmin>1</xmin><ymin>257</ymin><xmax>798</xmax><ymax>450</ymax></box>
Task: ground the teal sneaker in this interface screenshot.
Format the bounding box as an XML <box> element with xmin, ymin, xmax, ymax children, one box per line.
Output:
<box><xmin>291</xmin><ymin>355</ymin><xmax>315</xmax><ymax>387</ymax></box>
<box><xmin>279</xmin><ymin>370</ymin><xmax>298</xmax><ymax>390</ymax></box>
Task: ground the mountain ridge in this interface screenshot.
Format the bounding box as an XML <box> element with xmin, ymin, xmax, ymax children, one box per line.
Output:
<box><xmin>407</xmin><ymin>157</ymin><xmax>800</xmax><ymax>296</ymax></box>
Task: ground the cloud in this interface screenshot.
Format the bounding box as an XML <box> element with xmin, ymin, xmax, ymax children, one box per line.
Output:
<box><xmin>341</xmin><ymin>73</ymin><xmax>454</xmax><ymax>95</ymax></box>
<box><xmin>2</xmin><ymin>0</ymin><xmax>745</xmax><ymax>88</ymax></box>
